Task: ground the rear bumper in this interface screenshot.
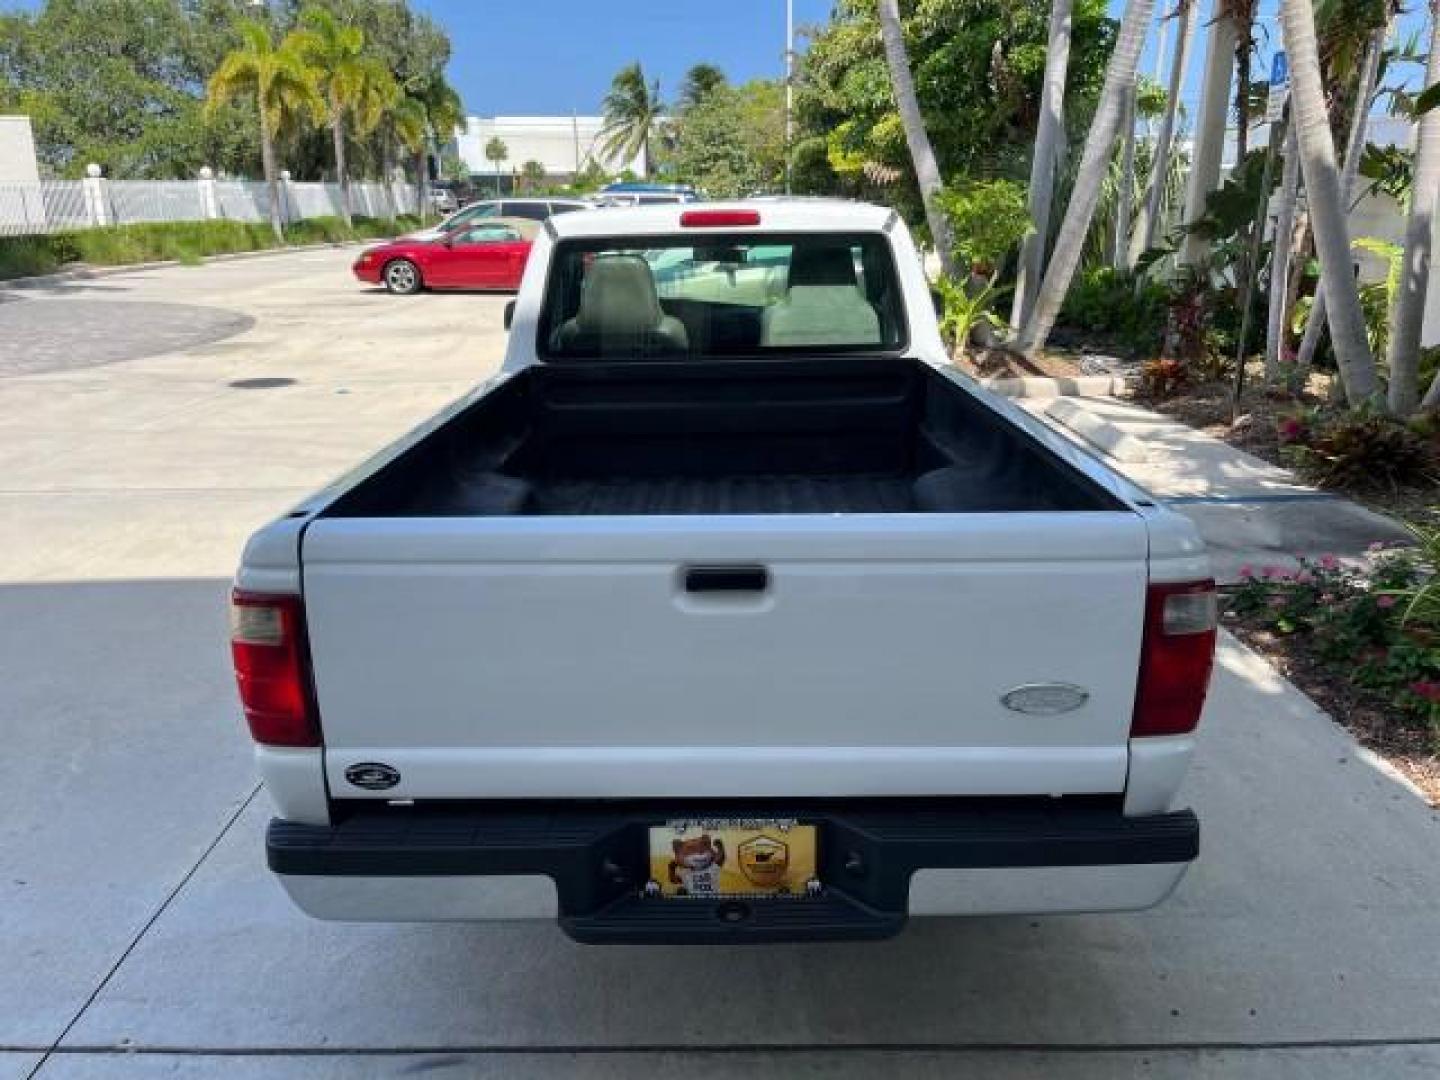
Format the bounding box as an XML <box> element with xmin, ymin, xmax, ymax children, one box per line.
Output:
<box><xmin>268</xmin><ymin>799</ymin><xmax>1198</xmax><ymax>943</ymax></box>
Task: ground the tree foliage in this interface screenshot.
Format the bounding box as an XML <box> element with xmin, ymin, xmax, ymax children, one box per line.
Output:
<box><xmin>664</xmin><ymin>80</ymin><xmax>786</xmax><ymax>197</ymax></box>
<box><xmin>0</xmin><ymin>0</ymin><xmax>451</xmax><ymax>181</ymax></box>
<box><xmin>794</xmin><ymin>0</ymin><xmax>1115</xmax><ymax>200</ymax></box>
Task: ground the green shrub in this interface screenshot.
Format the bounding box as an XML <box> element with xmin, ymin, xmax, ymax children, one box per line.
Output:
<box><xmin>1058</xmin><ymin>266</ymin><xmax>1169</xmax><ymax>355</ymax></box>
<box><xmin>1281</xmin><ymin>408</ymin><xmax>1438</xmax><ymax>492</ymax></box>
<box><xmin>1230</xmin><ymin>550</ymin><xmax>1440</xmax><ymax>741</ymax></box>
<box><xmin>935</xmin><ymin>177</ymin><xmax>1030</xmax><ymax>275</ymax></box>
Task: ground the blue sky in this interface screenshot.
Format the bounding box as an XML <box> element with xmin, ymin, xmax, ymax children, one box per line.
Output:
<box><xmin>410</xmin><ymin>0</ymin><xmax>834</xmax><ymax>116</ymax></box>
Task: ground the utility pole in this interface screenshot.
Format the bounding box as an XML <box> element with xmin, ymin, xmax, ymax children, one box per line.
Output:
<box><xmin>785</xmin><ymin>0</ymin><xmax>794</xmax><ymax>194</ymax></box>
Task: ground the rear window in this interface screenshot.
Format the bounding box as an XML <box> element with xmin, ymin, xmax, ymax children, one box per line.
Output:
<box><xmin>538</xmin><ymin>232</ymin><xmax>907</xmax><ymax>360</ymax></box>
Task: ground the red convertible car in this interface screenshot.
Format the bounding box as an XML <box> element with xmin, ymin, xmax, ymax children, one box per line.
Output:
<box><xmin>353</xmin><ymin>217</ymin><xmax>538</xmax><ymax>295</ymax></box>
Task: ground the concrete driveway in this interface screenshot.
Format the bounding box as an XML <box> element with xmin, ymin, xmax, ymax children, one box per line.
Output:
<box><xmin>2</xmin><ymin>250</ymin><xmax>1438</xmax><ymax>1079</ymax></box>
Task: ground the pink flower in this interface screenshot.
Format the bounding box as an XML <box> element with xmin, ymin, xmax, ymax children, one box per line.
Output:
<box><xmin>1319</xmin><ymin>555</ymin><xmax>1340</xmax><ymax>570</ymax></box>
<box><xmin>1295</xmin><ymin>571</ymin><xmax>1314</xmax><ymax>585</ymax></box>
<box><xmin>1377</xmin><ymin>595</ymin><xmax>1397</xmax><ymax>610</ymax></box>
<box><xmin>1409</xmin><ymin>681</ymin><xmax>1440</xmax><ymax>703</ymax></box>
<box><xmin>1261</xmin><ymin>566</ymin><xmax>1280</xmax><ymax>580</ymax></box>
<box><xmin>1238</xmin><ymin>564</ymin><xmax>1254</xmax><ymax>579</ymax></box>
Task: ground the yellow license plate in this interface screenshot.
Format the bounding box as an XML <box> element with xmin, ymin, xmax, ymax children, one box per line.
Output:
<box><xmin>648</xmin><ymin>818</ymin><xmax>818</xmax><ymax>899</ymax></box>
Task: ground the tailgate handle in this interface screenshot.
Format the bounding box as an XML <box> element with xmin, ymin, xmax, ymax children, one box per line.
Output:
<box><xmin>684</xmin><ymin>565</ymin><xmax>770</xmax><ymax>594</ymax></box>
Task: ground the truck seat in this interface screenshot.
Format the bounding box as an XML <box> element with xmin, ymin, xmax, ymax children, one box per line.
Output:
<box><xmin>553</xmin><ymin>255</ymin><xmax>689</xmax><ymax>357</ymax></box>
<box><xmin>761</xmin><ymin>245</ymin><xmax>882</xmax><ymax>347</ymax></box>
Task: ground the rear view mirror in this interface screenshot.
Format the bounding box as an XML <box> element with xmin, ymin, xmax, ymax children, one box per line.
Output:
<box><xmin>504</xmin><ymin>300</ymin><xmax>516</xmax><ymax>330</ymax></box>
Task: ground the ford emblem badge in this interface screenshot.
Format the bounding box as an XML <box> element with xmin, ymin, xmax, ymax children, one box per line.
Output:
<box><xmin>1001</xmin><ymin>683</ymin><xmax>1090</xmax><ymax>716</ymax></box>
<box><xmin>345</xmin><ymin>762</ymin><xmax>401</xmax><ymax>790</ymax></box>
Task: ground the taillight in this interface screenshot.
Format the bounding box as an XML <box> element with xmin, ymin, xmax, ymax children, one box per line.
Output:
<box><xmin>1131</xmin><ymin>580</ymin><xmax>1217</xmax><ymax>738</ymax></box>
<box><xmin>229</xmin><ymin>590</ymin><xmax>320</xmax><ymax>747</ymax></box>
<box><xmin>680</xmin><ymin>209</ymin><xmax>761</xmax><ymax>228</ymax></box>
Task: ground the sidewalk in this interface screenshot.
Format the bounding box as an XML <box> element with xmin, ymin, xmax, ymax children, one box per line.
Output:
<box><xmin>1028</xmin><ymin>396</ymin><xmax>1413</xmax><ymax>583</ymax></box>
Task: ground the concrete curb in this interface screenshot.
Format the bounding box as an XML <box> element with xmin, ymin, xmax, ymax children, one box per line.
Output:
<box><xmin>982</xmin><ymin>374</ymin><xmax>1128</xmax><ymax>398</ymax></box>
<box><xmin>0</xmin><ymin>239</ymin><xmax>380</xmax><ymax>291</ymax></box>
<box><xmin>1043</xmin><ymin>397</ymin><xmax>1150</xmax><ymax>463</ymax></box>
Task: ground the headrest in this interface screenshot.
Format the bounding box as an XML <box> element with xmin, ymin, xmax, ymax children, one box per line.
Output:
<box><xmin>787</xmin><ymin>244</ymin><xmax>858</xmax><ymax>288</ymax></box>
<box><xmin>575</xmin><ymin>255</ymin><xmax>663</xmax><ymax>333</ymax></box>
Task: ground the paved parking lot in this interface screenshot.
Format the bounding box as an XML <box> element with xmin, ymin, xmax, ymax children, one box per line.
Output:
<box><xmin>2</xmin><ymin>249</ymin><xmax>1438</xmax><ymax>1078</ymax></box>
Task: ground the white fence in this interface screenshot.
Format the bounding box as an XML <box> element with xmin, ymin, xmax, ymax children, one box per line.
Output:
<box><xmin>0</xmin><ymin>174</ymin><xmax>418</xmax><ymax>238</ymax></box>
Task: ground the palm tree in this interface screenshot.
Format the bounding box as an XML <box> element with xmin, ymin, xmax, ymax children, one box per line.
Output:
<box><xmin>485</xmin><ymin>137</ymin><xmax>508</xmax><ymax>195</ymax></box>
<box><xmin>1011</xmin><ymin>0</ymin><xmax>1074</xmax><ymax>326</ymax></box>
<box><xmin>1013</xmin><ymin>0</ymin><xmax>1157</xmax><ymax>358</ymax></box>
<box><xmin>1265</xmin><ymin>125</ymin><xmax>1302</xmax><ymax>381</ymax></box>
<box><xmin>1179</xmin><ymin>4</ymin><xmax>1237</xmax><ymax>266</ymax></box>
<box><xmin>292</xmin><ymin>7</ymin><xmax>397</xmax><ymax>227</ymax></box>
<box><xmin>206</xmin><ymin>20</ymin><xmax>321</xmax><ymax>242</ymax></box>
<box><xmin>411</xmin><ymin>75</ymin><xmax>463</xmax><ymax>219</ymax></box>
<box><xmin>600</xmin><ymin>62</ymin><xmax>662</xmax><ymax>172</ymax></box>
<box><xmin>1113</xmin><ymin>78</ymin><xmax>1139</xmax><ymax>271</ymax></box>
<box><xmin>1279</xmin><ymin>0</ymin><xmax>1378</xmax><ymax>403</ymax></box>
<box><xmin>1225</xmin><ymin>0</ymin><xmax>1259</xmax><ymax>163</ymax></box>
<box><xmin>1396</xmin><ymin>6</ymin><xmax>1440</xmax><ymax>413</ymax></box>
<box><xmin>877</xmin><ymin>0</ymin><xmax>957</xmax><ymax>281</ymax></box>
<box><xmin>521</xmin><ymin>159</ymin><xmax>546</xmax><ymax>193</ymax></box>
<box><xmin>1293</xmin><ymin>24</ymin><xmax>1385</xmax><ymax>376</ymax></box>
<box><xmin>1128</xmin><ymin>0</ymin><xmax>1196</xmax><ymax>266</ymax></box>
<box><xmin>679</xmin><ymin>63</ymin><xmax>727</xmax><ymax>109</ymax></box>
<box><xmin>387</xmin><ymin>94</ymin><xmax>429</xmax><ymax>220</ymax></box>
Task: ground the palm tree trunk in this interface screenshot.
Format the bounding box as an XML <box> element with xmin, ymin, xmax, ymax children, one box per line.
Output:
<box><xmin>331</xmin><ymin>98</ymin><xmax>352</xmax><ymax>228</ymax></box>
<box><xmin>1292</xmin><ymin>25</ymin><xmax>1383</xmax><ymax>378</ymax></box>
<box><xmin>1279</xmin><ymin>0</ymin><xmax>1378</xmax><ymax>403</ymax></box>
<box><xmin>1232</xmin><ymin>5</ymin><xmax>1255</xmax><ymax>163</ymax></box>
<box><xmin>1012</xmin><ymin>0</ymin><xmax>1157</xmax><ymax>357</ymax></box>
<box><xmin>877</xmin><ymin>0</ymin><xmax>957</xmax><ymax>281</ymax></box>
<box><xmin>381</xmin><ymin>142</ymin><xmax>397</xmax><ymax>223</ymax></box>
<box><xmin>1395</xmin><ymin>6</ymin><xmax>1440</xmax><ymax>413</ymax></box>
<box><xmin>1113</xmin><ymin>78</ymin><xmax>1138</xmax><ymax>272</ymax></box>
<box><xmin>1011</xmin><ymin>0</ymin><xmax>1074</xmax><ymax>325</ymax></box>
<box><xmin>1129</xmin><ymin>0</ymin><xmax>1195</xmax><ymax>266</ymax></box>
<box><xmin>258</xmin><ymin>98</ymin><xmax>284</xmax><ymax>244</ymax></box>
<box><xmin>1180</xmin><ymin>5</ymin><xmax>1236</xmax><ymax>266</ymax></box>
<box><xmin>415</xmin><ymin>149</ymin><xmax>427</xmax><ymax>223</ymax></box>
<box><xmin>1265</xmin><ymin>124</ymin><xmax>1301</xmax><ymax>381</ymax></box>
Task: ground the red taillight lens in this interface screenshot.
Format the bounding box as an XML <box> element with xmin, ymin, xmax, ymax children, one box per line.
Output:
<box><xmin>680</xmin><ymin>209</ymin><xmax>761</xmax><ymax>228</ymax></box>
<box><xmin>1131</xmin><ymin>580</ymin><xmax>1217</xmax><ymax>738</ymax></box>
<box><xmin>230</xmin><ymin>590</ymin><xmax>320</xmax><ymax>747</ymax></box>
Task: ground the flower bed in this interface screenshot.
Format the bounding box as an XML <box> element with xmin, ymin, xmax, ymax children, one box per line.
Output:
<box><xmin>1224</xmin><ymin>542</ymin><xmax>1440</xmax><ymax>801</ymax></box>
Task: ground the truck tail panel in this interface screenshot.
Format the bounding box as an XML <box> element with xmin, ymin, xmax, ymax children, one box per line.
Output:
<box><xmin>301</xmin><ymin>514</ymin><xmax>1149</xmax><ymax>801</ymax></box>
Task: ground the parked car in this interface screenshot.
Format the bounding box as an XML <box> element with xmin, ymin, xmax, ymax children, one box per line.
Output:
<box><xmin>238</xmin><ymin>201</ymin><xmax>1213</xmax><ymax>943</ymax></box>
<box><xmin>405</xmin><ymin>198</ymin><xmax>590</xmax><ymax>242</ymax></box>
<box><xmin>428</xmin><ymin>187</ymin><xmax>459</xmax><ymax>214</ymax></box>
<box><xmin>593</xmin><ymin>181</ymin><xmax>700</xmax><ymax>207</ymax></box>
<box><xmin>352</xmin><ymin>217</ymin><xmax>538</xmax><ymax>294</ymax></box>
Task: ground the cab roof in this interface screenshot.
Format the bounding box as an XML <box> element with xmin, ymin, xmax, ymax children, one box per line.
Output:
<box><xmin>545</xmin><ymin>199</ymin><xmax>899</xmax><ymax>240</ymax></box>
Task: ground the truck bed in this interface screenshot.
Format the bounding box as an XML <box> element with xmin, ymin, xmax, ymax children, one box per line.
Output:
<box><xmin>326</xmin><ymin>357</ymin><xmax>1121</xmax><ymax>518</ymax></box>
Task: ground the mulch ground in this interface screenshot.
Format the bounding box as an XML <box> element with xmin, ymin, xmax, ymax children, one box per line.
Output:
<box><xmin>957</xmin><ymin>346</ymin><xmax>1086</xmax><ymax>380</ymax></box>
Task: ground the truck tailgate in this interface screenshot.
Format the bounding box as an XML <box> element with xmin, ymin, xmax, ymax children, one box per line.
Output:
<box><xmin>302</xmin><ymin>513</ymin><xmax>1148</xmax><ymax>800</ymax></box>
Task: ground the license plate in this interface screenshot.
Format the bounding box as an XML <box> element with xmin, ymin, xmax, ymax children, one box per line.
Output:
<box><xmin>647</xmin><ymin>818</ymin><xmax>817</xmax><ymax>899</ymax></box>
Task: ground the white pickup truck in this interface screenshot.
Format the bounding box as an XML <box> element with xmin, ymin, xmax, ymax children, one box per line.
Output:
<box><xmin>233</xmin><ymin>201</ymin><xmax>1214</xmax><ymax>943</ymax></box>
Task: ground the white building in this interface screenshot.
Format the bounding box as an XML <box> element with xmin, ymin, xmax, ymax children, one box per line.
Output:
<box><xmin>0</xmin><ymin>116</ymin><xmax>41</xmax><ymax>185</ymax></box>
<box><xmin>455</xmin><ymin>116</ymin><xmax>645</xmax><ymax>187</ymax></box>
